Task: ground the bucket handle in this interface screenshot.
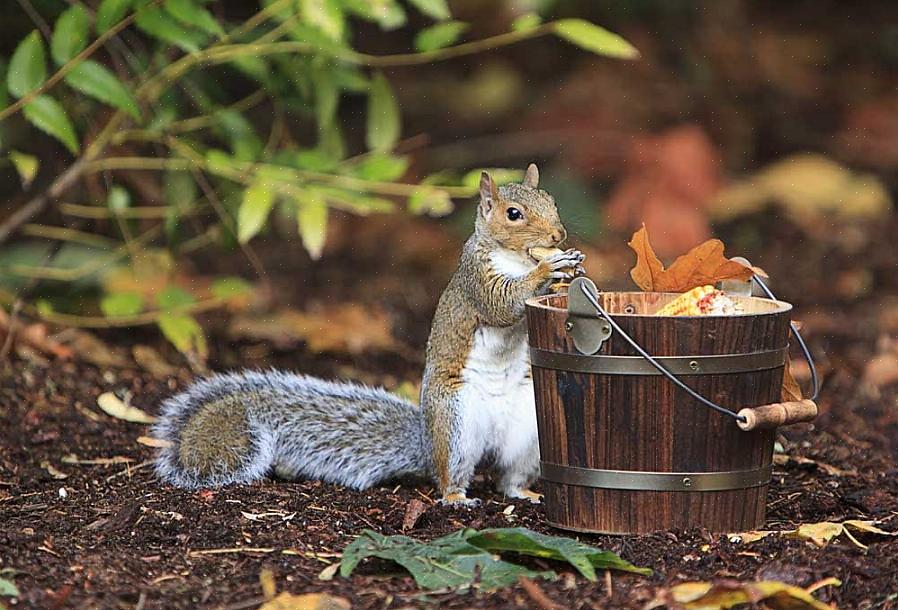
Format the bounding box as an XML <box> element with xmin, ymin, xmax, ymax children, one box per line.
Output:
<box><xmin>572</xmin><ymin>276</ymin><xmax>819</xmax><ymax>430</ymax></box>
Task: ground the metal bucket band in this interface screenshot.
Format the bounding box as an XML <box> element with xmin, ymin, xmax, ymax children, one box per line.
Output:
<box><xmin>540</xmin><ymin>462</ymin><xmax>773</xmax><ymax>492</ymax></box>
<box><xmin>529</xmin><ymin>346</ymin><xmax>787</xmax><ymax>376</ymax></box>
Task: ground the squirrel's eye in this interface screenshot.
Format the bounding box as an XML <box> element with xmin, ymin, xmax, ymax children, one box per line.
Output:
<box><xmin>506</xmin><ymin>207</ymin><xmax>523</xmax><ymax>221</ymax></box>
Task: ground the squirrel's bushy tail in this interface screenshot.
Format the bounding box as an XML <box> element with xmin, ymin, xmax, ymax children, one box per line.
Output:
<box><xmin>153</xmin><ymin>370</ymin><xmax>430</xmax><ymax>489</ymax></box>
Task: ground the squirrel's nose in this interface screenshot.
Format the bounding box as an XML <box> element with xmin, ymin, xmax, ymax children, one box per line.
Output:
<box><xmin>551</xmin><ymin>228</ymin><xmax>567</xmax><ymax>244</ymax></box>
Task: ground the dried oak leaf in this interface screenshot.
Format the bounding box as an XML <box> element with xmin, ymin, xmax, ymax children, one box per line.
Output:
<box><xmin>646</xmin><ymin>578</ymin><xmax>839</xmax><ymax>610</ymax></box>
<box><xmin>258</xmin><ymin>592</ymin><xmax>350</xmax><ymax>610</ymax></box>
<box><xmin>628</xmin><ymin>224</ymin><xmax>753</xmax><ymax>292</ymax></box>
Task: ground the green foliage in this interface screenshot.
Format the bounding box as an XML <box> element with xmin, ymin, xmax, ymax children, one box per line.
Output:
<box><xmin>0</xmin><ymin>1</ymin><xmax>638</xmax><ymax>358</ymax></box>
<box><xmin>210</xmin><ymin>276</ymin><xmax>252</xmax><ymax>300</ymax></box>
<box><xmin>366</xmin><ymin>72</ymin><xmax>401</xmax><ymax>151</ymax></box>
<box><xmin>406</xmin><ymin>0</ymin><xmax>450</xmax><ymax>21</ymax></box>
<box><xmin>51</xmin><ymin>5</ymin><xmax>89</xmax><ymax>65</ymax></box>
<box><xmin>101</xmin><ymin>292</ymin><xmax>144</xmax><ymax>317</ymax></box>
<box><xmin>0</xmin><ymin>576</ymin><xmax>19</xmax><ymax>597</ymax></box>
<box><xmin>415</xmin><ymin>21</ymin><xmax>468</xmax><ymax>52</ymax></box>
<box><xmin>157</xmin><ymin>313</ymin><xmax>208</xmax><ymax>359</ymax></box>
<box><xmin>237</xmin><ymin>180</ymin><xmax>276</xmax><ymax>243</ymax></box>
<box><xmin>22</xmin><ymin>95</ymin><xmax>79</xmax><ymax>153</ymax></box>
<box><xmin>8</xmin><ymin>31</ymin><xmax>46</xmax><ymax>97</ymax></box>
<box><xmin>96</xmin><ymin>0</ymin><xmax>134</xmax><ymax>33</ymax></box>
<box><xmin>340</xmin><ymin>527</ymin><xmax>649</xmax><ymax>591</ymax></box>
<box><xmin>512</xmin><ymin>14</ymin><xmax>542</xmax><ymax>32</ymax></box>
<box><xmin>296</xmin><ymin>193</ymin><xmax>328</xmax><ymax>260</ymax></box>
<box><xmin>553</xmin><ymin>19</ymin><xmax>640</xmax><ymax>59</ymax></box>
<box><xmin>64</xmin><ymin>60</ymin><xmax>140</xmax><ymax>119</ymax></box>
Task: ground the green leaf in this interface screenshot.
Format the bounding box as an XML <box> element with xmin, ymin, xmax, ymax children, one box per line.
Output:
<box><xmin>8</xmin><ymin>31</ymin><xmax>47</xmax><ymax>98</ymax></box>
<box><xmin>0</xmin><ymin>59</ymin><xmax>9</xmax><ymax>109</ymax></box>
<box><xmin>344</xmin><ymin>0</ymin><xmax>406</xmax><ymax>30</ymax></box>
<box><xmin>135</xmin><ymin>6</ymin><xmax>208</xmax><ymax>53</ymax></box>
<box><xmin>553</xmin><ymin>19</ymin><xmax>639</xmax><ymax>60</ymax></box>
<box><xmin>511</xmin><ymin>13</ymin><xmax>541</xmax><ymax>32</ymax></box>
<box><xmin>350</xmin><ymin>153</ymin><xmax>408</xmax><ymax>181</ymax></box>
<box><xmin>237</xmin><ymin>180</ymin><xmax>276</xmax><ymax>243</ymax></box>
<box><xmin>100</xmin><ymin>292</ymin><xmax>144</xmax><ymax>317</ymax></box>
<box><xmin>63</xmin><ymin>60</ymin><xmax>140</xmax><ymax>119</ymax></box>
<box><xmin>158</xmin><ymin>313</ymin><xmax>207</xmax><ymax>359</ymax></box>
<box><xmin>340</xmin><ymin>529</ymin><xmax>550</xmax><ymax>591</ymax></box>
<box><xmin>0</xmin><ymin>576</ymin><xmax>20</xmax><ymax>597</ymax></box>
<box><xmin>51</xmin><ymin>5</ymin><xmax>89</xmax><ymax>65</ymax></box>
<box><xmin>296</xmin><ymin>192</ymin><xmax>328</xmax><ymax>259</ymax></box>
<box><xmin>286</xmin><ymin>149</ymin><xmax>340</xmax><ymax>172</ymax></box>
<box><xmin>157</xmin><ymin>285</ymin><xmax>196</xmax><ymax>311</ymax></box>
<box><xmin>366</xmin><ymin>72</ymin><xmax>400</xmax><ymax>152</ymax></box>
<box><xmin>23</xmin><ymin>95</ymin><xmax>79</xmax><ymax>154</ymax></box>
<box><xmin>164</xmin><ymin>0</ymin><xmax>224</xmax><ymax>36</ymax></box>
<box><xmin>406</xmin><ymin>0</ymin><xmax>450</xmax><ymax>21</ymax></box>
<box><xmin>409</xmin><ymin>187</ymin><xmax>452</xmax><ymax>216</ymax></box>
<box><xmin>210</xmin><ymin>276</ymin><xmax>252</xmax><ymax>300</ymax></box>
<box><xmin>96</xmin><ymin>0</ymin><xmax>134</xmax><ymax>33</ymax></box>
<box><xmin>299</xmin><ymin>0</ymin><xmax>345</xmax><ymax>41</ymax></box>
<box><xmin>414</xmin><ymin>21</ymin><xmax>467</xmax><ymax>52</ymax></box>
<box><xmin>467</xmin><ymin>528</ymin><xmax>652</xmax><ymax>580</ymax></box>
<box><xmin>311</xmin><ymin>64</ymin><xmax>339</xmax><ymax>128</ymax></box>
<box><xmin>106</xmin><ymin>185</ymin><xmax>131</xmax><ymax>212</ymax></box>
<box><xmin>8</xmin><ymin>150</ymin><xmax>39</xmax><ymax>189</ymax></box>
<box><xmin>215</xmin><ymin>110</ymin><xmax>262</xmax><ymax>161</ymax></box>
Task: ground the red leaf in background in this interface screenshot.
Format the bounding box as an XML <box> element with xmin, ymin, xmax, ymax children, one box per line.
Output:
<box><xmin>837</xmin><ymin>93</ymin><xmax>898</xmax><ymax>171</ymax></box>
<box><xmin>607</xmin><ymin>125</ymin><xmax>721</xmax><ymax>257</ymax></box>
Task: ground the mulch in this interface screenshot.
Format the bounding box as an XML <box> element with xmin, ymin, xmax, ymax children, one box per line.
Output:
<box><xmin>2</xmin><ymin>222</ymin><xmax>898</xmax><ymax>609</ymax></box>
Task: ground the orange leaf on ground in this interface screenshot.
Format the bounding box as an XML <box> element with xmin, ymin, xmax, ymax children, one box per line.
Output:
<box><xmin>628</xmin><ymin>225</ymin><xmax>753</xmax><ymax>292</ymax></box>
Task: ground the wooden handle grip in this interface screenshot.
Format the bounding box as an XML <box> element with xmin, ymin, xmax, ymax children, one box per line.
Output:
<box><xmin>737</xmin><ymin>399</ymin><xmax>818</xmax><ymax>431</ymax></box>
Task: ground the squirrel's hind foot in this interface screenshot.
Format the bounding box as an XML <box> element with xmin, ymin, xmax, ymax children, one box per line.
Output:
<box><xmin>439</xmin><ymin>492</ymin><xmax>482</xmax><ymax>508</ymax></box>
<box><xmin>505</xmin><ymin>487</ymin><xmax>543</xmax><ymax>504</ymax></box>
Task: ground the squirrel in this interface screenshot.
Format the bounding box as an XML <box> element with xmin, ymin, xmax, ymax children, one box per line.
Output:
<box><xmin>153</xmin><ymin>163</ymin><xmax>585</xmax><ymax>505</ymax></box>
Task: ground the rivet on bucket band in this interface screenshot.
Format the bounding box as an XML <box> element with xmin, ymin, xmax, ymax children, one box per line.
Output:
<box><xmin>529</xmin><ymin>346</ymin><xmax>787</xmax><ymax>376</ymax></box>
<box><xmin>540</xmin><ymin>462</ymin><xmax>774</xmax><ymax>492</ymax></box>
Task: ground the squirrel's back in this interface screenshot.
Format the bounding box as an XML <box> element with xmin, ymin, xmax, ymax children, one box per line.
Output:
<box><xmin>153</xmin><ymin>370</ymin><xmax>430</xmax><ymax>489</ymax></box>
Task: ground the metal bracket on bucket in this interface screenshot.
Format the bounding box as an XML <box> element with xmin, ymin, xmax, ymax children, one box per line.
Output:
<box><xmin>566</xmin><ymin>278</ymin><xmax>612</xmax><ymax>355</ymax></box>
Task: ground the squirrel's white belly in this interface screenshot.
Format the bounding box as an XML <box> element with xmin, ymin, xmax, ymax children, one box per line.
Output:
<box><xmin>459</xmin><ymin>320</ymin><xmax>538</xmax><ymax>463</ymax></box>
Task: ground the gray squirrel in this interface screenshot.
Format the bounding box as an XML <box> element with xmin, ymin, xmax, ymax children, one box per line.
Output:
<box><xmin>153</xmin><ymin>163</ymin><xmax>585</xmax><ymax>505</ymax></box>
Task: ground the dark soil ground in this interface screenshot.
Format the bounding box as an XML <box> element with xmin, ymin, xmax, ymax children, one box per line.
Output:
<box><xmin>2</xmin><ymin>216</ymin><xmax>898</xmax><ymax>609</ymax></box>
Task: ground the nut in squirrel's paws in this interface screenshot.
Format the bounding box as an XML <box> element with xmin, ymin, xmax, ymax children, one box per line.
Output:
<box><xmin>439</xmin><ymin>492</ymin><xmax>482</xmax><ymax>508</ymax></box>
<box><xmin>529</xmin><ymin>246</ymin><xmax>586</xmax><ymax>292</ymax></box>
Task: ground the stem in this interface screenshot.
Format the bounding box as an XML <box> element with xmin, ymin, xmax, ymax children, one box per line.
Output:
<box><xmin>22</xmin><ymin>224</ymin><xmax>119</xmax><ymax>248</ymax></box>
<box><xmin>59</xmin><ymin>201</ymin><xmax>207</xmax><ymax>219</ymax></box>
<box><xmin>21</xmin><ymin>297</ymin><xmax>227</xmax><ymax>329</ymax></box>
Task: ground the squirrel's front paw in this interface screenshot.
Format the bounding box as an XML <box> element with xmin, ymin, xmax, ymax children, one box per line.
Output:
<box><xmin>439</xmin><ymin>492</ymin><xmax>482</xmax><ymax>508</ymax></box>
<box><xmin>545</xmin><ymin>248</ymin><xmax>586</xmax><ymax>280</ymax></box>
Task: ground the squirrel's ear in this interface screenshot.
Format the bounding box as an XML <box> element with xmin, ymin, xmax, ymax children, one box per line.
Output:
<box><xmin>524</xmin><ymin>163</ymin><xmax>539</xmax><ymax>188</ymax></box>
<box><xmin>479</xmin><ymin>171</ymin><xmax>497</xmax><ymax>218</ymax></box>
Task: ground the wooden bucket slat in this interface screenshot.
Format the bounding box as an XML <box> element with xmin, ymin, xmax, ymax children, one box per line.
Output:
<box><xmin>526</xmin><ymin>291</ymin><xmax>792</xmax><ymax>534</ymax></box>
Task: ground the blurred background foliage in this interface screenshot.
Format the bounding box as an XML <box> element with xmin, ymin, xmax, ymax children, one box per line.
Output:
<box><xmin>0</xmin><ymin>0</ymin><xmax>896</xmax><ymax>373</ymax></box>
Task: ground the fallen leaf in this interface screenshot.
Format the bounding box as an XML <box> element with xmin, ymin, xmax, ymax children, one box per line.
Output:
<box><xmin>318</xmin><ymin>563</ymin><xmax>339</xmax><ymax>581</ymax></box>
<box><xmin>628</xmin><ymin>225</ymin><xmax>753</xmax><ymax>292</ymax></box>
<box><xmin>646</xmin><ymin>578</ymin><xmax>839</xmax><ymax>610</ymax></box>
<box><xmin>136</xmin><ymin>436</ymin><xmax>172</xmax><ymax>448</ymax></box>
<box><xmin>733</xmin><ymin>519</ymin><xmax>896</xmax><ymax>551</ymax></box>
<box><xmin>782</xmin><ymin>354</ymin><xmax>804</xmax><ymax>402</ymax></box>
<box><xmin>401</xmin><ymin>498</ymin><xmax>428</xmax><ymax>532</ymax></box>
<box><xmin>258</xmin><ymin>592</ymin><xmax>350</xmax><ymax>610</ymax></box>
<box><xmin>772</xmin><ymin>454</ymin><xmax>856</xmax><ymax>477</ymax></box>
<box><xmin>97</xmin><ymin>392</ymin><xmax>157</xmax><ymax>424</ymax></box>
<box><xmin>863</xmin><ymin>350</ymin><xmax>898</xmax><ymax>388</ymax></box>
<box><xmin>132</xmin><ymin>345</ymin><xmax>179</xmax><ymax>377</ymax></box>
<box><xmin>711</xmin><ymin>153</ymin><xmax>892</xmax><ymax>230</ymax></box>
<box><xmin>41</xmin><ymin>460</ymin><xmax>69</xmax><ymax>480</ymax></box>
<box><xmin>259</xmin><ymin>568</ymin><xmax>277</xmax><ymax>600</ymax></box>
<box><xmin>228</xmin><ymin>304</ymin><xmax>400</xmax><ymax>355</ymax></box>
<box><xmin>56</xmin><ymin>329</ymin><xmax>129</xmax><ymax>368</ymax></box>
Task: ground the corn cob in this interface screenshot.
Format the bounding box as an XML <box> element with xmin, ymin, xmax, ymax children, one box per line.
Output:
<box><xmin>655</xmin><ymin>285</ymin><xmax>717</xmax><ymax>316</ymax></box>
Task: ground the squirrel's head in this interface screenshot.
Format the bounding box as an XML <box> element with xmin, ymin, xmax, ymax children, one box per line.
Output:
<box><xmin>475</xmin><ymin>164</ymin><xmax>567</xmax><ymax>252</ymax></box>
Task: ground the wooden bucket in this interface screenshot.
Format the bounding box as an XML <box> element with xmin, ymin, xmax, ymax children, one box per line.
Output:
<box><xmin>525</xmin><ymin>279</ymin><xmax>802</xmax><ymax>534</ymax></box>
